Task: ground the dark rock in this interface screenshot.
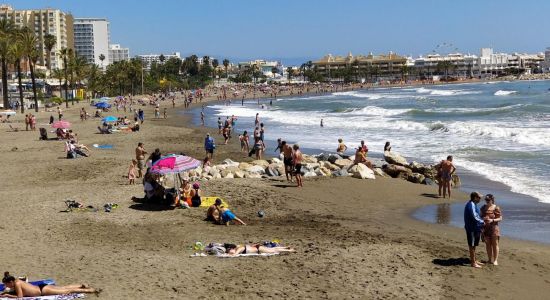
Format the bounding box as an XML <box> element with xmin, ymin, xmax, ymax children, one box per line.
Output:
<box><xmin>382</xmin><ymin>164</ymin><xmax>412</xmax><ymax>178</ymax></box>
<box><xmin>332</xmin><ymin>168</ymin><xmax>349</xmax><ymax>177</ymax></box>
<box><xmin>327</xmin><ymin>154</ymin><xmax>343</xmax><ymax>164</ymax></box>
<box><xmin>407</xmin><ymin>173</ymin><xmax>426</xmax><ymax>184</ymax></box>
<box><xmin>383</xmin><ymin>151</ymin><xmax>409</xmax><ymax>167</ymax></box>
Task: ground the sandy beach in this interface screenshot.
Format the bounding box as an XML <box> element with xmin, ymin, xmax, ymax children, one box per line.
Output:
<box><xmin>1</xmin><ymin>93</ymin><xmax>550</xmax><ymax>299</ymax></box>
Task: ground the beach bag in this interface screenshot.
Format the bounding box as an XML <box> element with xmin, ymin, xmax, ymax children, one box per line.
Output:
<box><xmin>67</xmin><ymin>151</ymin><xmax>76</xmax><ymax>159</ymax></box>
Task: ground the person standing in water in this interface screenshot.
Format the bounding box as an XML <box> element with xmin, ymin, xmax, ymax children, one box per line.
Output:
<box><xmin>320</xmin><ymin>119</ymin><xmax>324</xmax><ymax>127</ymax></box>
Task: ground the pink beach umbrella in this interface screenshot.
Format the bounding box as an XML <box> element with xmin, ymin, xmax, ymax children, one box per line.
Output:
<box><xmin>149</xmin><ymin>154</ymin><xmax>201</xmax><ymax>175</ymax></box>
<box><xmin>51</xmin><ymin>120</ymin><xmax>71</xmax><ymax>129</ymax></box>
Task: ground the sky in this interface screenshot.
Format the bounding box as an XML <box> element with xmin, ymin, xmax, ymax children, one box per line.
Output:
<box><xmin>10</xmin><ymin>0</ymin><xmax>550</xmax><ymax>65</ymax></box>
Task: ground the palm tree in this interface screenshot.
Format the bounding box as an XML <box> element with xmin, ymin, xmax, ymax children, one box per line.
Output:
<box><xmin>222</xmin><ymin>58</ymin><xmax>230</xmax><ymax>78</ymax></box>
<box><xmin>0</xmin><ymin>19</ymin><xmax>14</xmax><ymax>109</ymax></box>
<box><xmin>271</xmin><ymin>66</ymin><xmax>278</xmax><ymax>78</ymax></box>
<box><xmin>52</xmin><ymin>68</ymin><xmax>64</xmax><ymax>98</ymax></box>
<box><xmin>99</xmin><ymin>53</ymin><xmax>106</xmax><ymax>69</ymax></box>
<box><xmin>211</xmin><ymin>58</ymin><xmax>219</xmax><ymax>80</ymax></box>
<box><xmin>70</xmin><ymin>55</ymin><xmax>88</xmax><ymax>103</ymax></box>
<box><xmin>20</xmin><ymin>29</ymin><xmax>40</xmax><ymax>112</ymax></box>
<box><xmin>59</xmin><ymin>47</ymin><xmax>72</xmax><ymax>107</ymax></box>
<box><xmin>436</xmin><ymin>61</ymin><xmax>454</xmax><ymax>81</ymax></box>
<box><xmin>286</xmin><ymin>66</ymin><xmax>293</xmax><ymax>82</ymax></box>
<box><xmin>202</xmin><ymin>56</ymin><xmax>210</xmax><ymax>67</ymax></box>
<box><xmin>8</xmin><ymin>37</ymin><xmax>25</xmax><ymax>113</ymax></box>
<box><xmin>43</xmin><ymin>33</ymin><xmax>56</xmax><ymax>72</ymax></box>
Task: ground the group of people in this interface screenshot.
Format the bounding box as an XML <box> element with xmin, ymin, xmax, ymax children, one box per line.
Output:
<box><xmin>205</xmin><ymin>198</ymin><xmax>246</xmax><ymax>226</ymax></box>
<box><xmin>276</xmin><ymin>139</ymin><xmax>304</xmax><ymax>187</ymax></box>
<box><xmin>464</xmin><ymin>192</ymin><xmax>503</xmax><ymax>268</ymax></box>
<box><xmin>24</xmin><ymin>113</ymin><xmax>37</xmax><ymax>131</ymax></box>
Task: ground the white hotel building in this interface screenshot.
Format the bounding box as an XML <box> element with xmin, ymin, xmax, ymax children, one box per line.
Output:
<box><xmin>137</xmin><ymin>52</ymin><xmax>181</xmax><ymax>70</ymax></box>
<box><xmin>73</xmin><ymin>18</ymin><xmax>110</xmax><ymax>68</ymax></box>
<box><xmin>109</xmin><ymin>44</ymin><xmax>130</xmax><ymax>63</ymax></box>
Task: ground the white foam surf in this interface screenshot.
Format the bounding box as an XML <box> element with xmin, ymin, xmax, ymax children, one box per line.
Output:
<box><xmin>494</xmin><ymin>90</ymin><xmax>517</xmax><ymax>96</ymax></box>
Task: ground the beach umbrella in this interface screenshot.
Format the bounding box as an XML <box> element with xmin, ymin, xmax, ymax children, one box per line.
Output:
<box><xmin>101</xmin><ymin>116</ymin><xmax>117</xmax><ymax>123</ymax></box>
<box><xmin>51</xmin><ymin>120</ymin><xmax>71</xmax><ymax>129</ymax></box>
<box><xmin>95</xmin><ymin>102</ymin><xmax>111</xmax><ymax>109</ymax></box>
<box><xmin>149</xmin><ymin>154</ymin><xmax>201</xmax><ymax>175</ymax></box>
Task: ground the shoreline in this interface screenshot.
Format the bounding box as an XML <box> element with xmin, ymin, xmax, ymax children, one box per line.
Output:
<box><xmin>1</xmin><ymin>87</ymin><xmax>550</xmax><ymax>299</ymax></box>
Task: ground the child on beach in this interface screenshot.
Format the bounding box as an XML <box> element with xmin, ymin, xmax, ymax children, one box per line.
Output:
<box><xmin>128</xmin><ymin>159</ymin><xmax>137</xmax><ymax>184</ymax></box>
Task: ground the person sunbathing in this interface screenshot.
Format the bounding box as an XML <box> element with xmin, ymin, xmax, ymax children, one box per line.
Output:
<box><xmin>224</xmin><ymin>244</ymin><xmax>295</xmax><ymax>256</ymax></box>
<box><xmin>1</xmin><ymin>272</ymin><xmax>99</xmax><ymax>298</ymax></box>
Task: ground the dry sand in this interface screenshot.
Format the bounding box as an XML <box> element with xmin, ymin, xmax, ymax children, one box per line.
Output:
<box><xmin>1</xmin><ymin>94</ymin><xmax>549</xmax><ymax>299</ymax></box>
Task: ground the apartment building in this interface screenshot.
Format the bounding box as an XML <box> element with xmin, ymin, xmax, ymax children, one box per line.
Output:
<box><xmin>73</xmin><ymin>18</ymin><xmax>110</xmax><ymax>68</ymax></box>
<box><xmin>0</xmin><ymin>4</ymin><xmax>74</xmax><ymax>69</ymax></box>
<box><xmin>313</xmin><ymin>52</ymin><xmax>407</xmax><ymax>80</ymax></box>
<box><xmin>109</xmin><ymin>44</ymin><xmax>130</xmax><ymax>63</ymax></box>
<box><xmin>137</xmin><ymin>52</ymin><xmax>181</xmax><ymax>70</ymax></box>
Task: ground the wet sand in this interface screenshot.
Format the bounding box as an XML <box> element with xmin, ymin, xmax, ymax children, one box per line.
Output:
<box><xmin>1</xmin><ymin>96</ymin><xmax>549</xmax><ymax>299</ymax></box>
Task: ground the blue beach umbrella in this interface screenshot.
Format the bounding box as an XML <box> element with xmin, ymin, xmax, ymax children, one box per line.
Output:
<box><xmin>101</xmin><ymin>116</ymin><xmax>117</xmax><ymax>122</ymax></box>
<box><xmin>95</xmin><ymin>102</ymin><xmax>111</xmax><ymax>109</ymax></box>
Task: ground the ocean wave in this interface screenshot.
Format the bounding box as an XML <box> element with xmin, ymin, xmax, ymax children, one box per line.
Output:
<box><xmin>346</xmin><ymin>106</ymin><xmax>411</xmax><ymax>116</ymax></box>
<box><xmin>456</xmin><ymin>159</ymin><xmax>550</xmax><ymax>204</ymax></box>
<box><xmin>405</xmin><ymin>104</ymin><xmax>524</xmax><ymax>117</ymax></box>
<box><xmin>332</xmin><ymin>91</ymin><xmax>410</xmax><ymax>100</ymax></box>
<box><xmin>414</xmin><ymin>87</ymin><xmax>481</xmax><ymax>96</ymax></box>
<box><xmin>494</xmin><ymin>90</ymin><xmax>517</xmax><ymax>96</ymax></box>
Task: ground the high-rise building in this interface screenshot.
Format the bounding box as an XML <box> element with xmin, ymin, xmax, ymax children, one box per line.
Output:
<box><xmin>0</xmin><ymin>4</ymin><xmax>74</xmax><ymax>70</ymax></box>
<box><xmin>73</xmin><ymin>18</ymin><xmax>110</xmax><ymax>68</ymax></box>
<box><xmin>137</xmin><ymin>52</ymin><xmax>181</xmax><ymax>70</ymax></box>
<box><xmin>109</xmin><ymin>44</ymin><xmax>130</xmax><ymax>63</ymax></box>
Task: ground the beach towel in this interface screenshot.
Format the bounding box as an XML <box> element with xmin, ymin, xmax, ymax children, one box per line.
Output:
<box><xmin>217</xmin><ymin>253</ymin><xmax>280</xmax><ymax>258</ymax></box>
<box><xmin>199</xmin><ymin>197</ymin><xmax>229</xmax><ymax>208</ymax></box>
<box><xmin>92</xmin><ymin>144</ymin><xmax>113</xmax><ymax>149</ymax></box>
<box><xmin>0</xmin><ymin>293</ymin><xmax>84</xmax><ymax>300</ymax></box>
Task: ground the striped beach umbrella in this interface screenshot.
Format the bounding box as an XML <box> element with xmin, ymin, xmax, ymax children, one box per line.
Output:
<box><xmin>149</xmin><ymin>154</ymin><xmax>201</xmax><ymax>175</ymax></box>
<box><xmin>51</xmin><ymin>120</ymin><xmax>71</xmax><ymax>129</ymax></box>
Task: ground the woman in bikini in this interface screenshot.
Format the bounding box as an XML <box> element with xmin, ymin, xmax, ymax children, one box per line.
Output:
<box><xmin>1</xmin><ymin>272</ymin><xmax>99</xmax><ymax>298</ymax></box>
<box><xmin>224</xmin><ymin>244</ymin><xmax>295</xmax><ymax>256</ymax></box>
<box><xmin>480</xmin><ymin>194</ymin><xmax>503</xmax><ymax>265</ymax></box>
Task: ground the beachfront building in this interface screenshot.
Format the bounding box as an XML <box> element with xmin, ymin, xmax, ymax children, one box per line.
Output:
<box><xmin>413</xmin><ymin>53</ymin><xmax>478</xmax><ymax>79</ymax></box>
<box><xmin>313</xmin><ymin>52</ymin><xmax>407</xmax><ymax>82</ymax></box>
<box><xmin>73</xmin><ymin>18</ymin><xmax>110</xmax><ymax>69</ymax></box>
<box><xmin>0</xmin><ymin>4</ymin><xmax>74</xmax><ymax>70</ymax></box>
<box><xmin>477</xmin><ymin>48</ymin><xmax>509</xmax><ymax>76</ymax></box>
<box><xmin>137</xmin><ymin>52</ymin><xmax>181</xmax><ymax>70</ymax></box>
<box><xmin>508</xmin><ymin>53</ymin><xmax>544</xmax><ymax>74</ymax></box>
<box><xmin>542</xmin><ymin>48</ymin><xmax>550</xmax><ymax>73</ymax></box>
<box><xmin>238</xmin><ymin>60</ymin><xmax>282</xmax><ymax>77</ymax></box>
<box><xmin>109</xmin><ymin>44</ymin><xmax>130</xmax><ymax>63</ymax></box>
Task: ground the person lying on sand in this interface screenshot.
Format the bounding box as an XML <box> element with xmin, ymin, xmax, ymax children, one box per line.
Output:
<box><xmin>1</xmin><ymin>272</ymin><xmax>99</xmax><ymax>298</ymax></box>
<box><xmin>223</xmin><ymin>243</ymin><xmax>295</xmax><ymax>256</ymax></box>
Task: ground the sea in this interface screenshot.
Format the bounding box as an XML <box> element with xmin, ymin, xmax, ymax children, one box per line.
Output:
<box><xmin>192</xmin><ymin>80</ymin><xmax>550</xmax><ymax>244</ymax></box>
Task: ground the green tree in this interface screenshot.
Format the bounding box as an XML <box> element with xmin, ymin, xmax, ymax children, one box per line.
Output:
<box><xmin>59</xmin><ymin>47</ymin><xmax>73</xmax><ymax>107</ymax></box>
<box><xmin>8</xmin><ymin>35</ymin><xmax>25</xmax><ymax>112</ymax></box>
<box><xmin>20</xmin><ymin>28</ymin><xmax>41</xmax><ymax>112</ymax></box>
<box><xmin>211</xmin><ymin>58</ymin><xmax>219</xmax><ymax>80</ymax></box>
<box><xmin>0</xmin><ymin>19</ymin><xmax>14</xmax><ymax>109</ymax></box>
<box><xmin>52</xmin><ymin>68</ymin><xmax>64</xmax><ymax>98</ymax></box>
<box><xmin>271</xmin><ymin>66</ymin><xmax>278</xmax><ymax>78</ymax></box>
<box><xmin>99</xmin><ymin>53</ymin><xmax>106</xmax><ymax>69</ymax></box>
<box><xmin>286</xmin><ymin>66</ymin><xmax>293</xmax><ymax>82</ymax></box>
<box><xmin>222</xmin><ymin>58</ymin><xmax>230</xmax><ymax>78</ymax></box>
<box><xmin>43</xmin><ymin>33</ymin><xmax>57</xmax><ymax>72</ymax></box>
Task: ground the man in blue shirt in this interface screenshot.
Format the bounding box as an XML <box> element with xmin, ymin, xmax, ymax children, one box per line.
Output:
<box><xmin>204</xmin><ymin>133</ymin><xmax>215</xmax><ymax>159</ymax></box>
<box><xmin>464</xmin><ymin>191</ymin><xmax>486</xmax><ymax>268</ymax></box>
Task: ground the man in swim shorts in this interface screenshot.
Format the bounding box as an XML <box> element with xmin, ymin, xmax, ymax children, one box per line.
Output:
<box><xmin>464</xmin><ymin>191</ymin><xmax>486</xmax><ymax>268</ymax></box>
<box><xmin>135</xmin><ymin>142</ymin><xmax>147</xmax><ymax>178</ymax></box>
<box><xmin>282</xmin><ymin>141</ymin><xmax>294</xmax><ymax>182</ymax></box>
<box><xmin>438</xmin><ymin>155</ymin><xmax>456</xmax><ymax>198</ymax></box>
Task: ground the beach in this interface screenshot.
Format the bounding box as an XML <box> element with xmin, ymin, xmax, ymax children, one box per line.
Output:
<box><xmin>1</xmin><ymin>93</ymin><xmax>550</xmax><ymax>299</ymax></box>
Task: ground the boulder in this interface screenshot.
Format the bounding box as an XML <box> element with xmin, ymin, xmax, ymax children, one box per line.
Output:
<box><xmin>221</xmin><ymin>166</ymin><xmax>239</xmax><ymax>177</ymax></box>
<box><xmin>407</xmin><ymin>173</ymin><xmax>425</xmax><ymax>184</ymax></box>
<box><xmin>234</xmin><ymin>170</ymin><xmax>245</xmax><ymax>178</ymax></box>
<box><xmin>382</xmin><ymin>164</ymin><xmax>412</xmax><ymax>178</ymax></box>
<box><xmin>332</xmin><ymin>169</ymin><xmax>349</xmax><ymax>177</ymax></box>
<box><xmin>321</xmin><ymin>161</ymin><xmax>340</xmax><ymax>171</ymax></box>
<box><xmin>451</xmin><ymin>174</ymin><xmax>461</xmax><ymax>188</ymax></box>
<box><xmin>302</xmin><ymin>155</ymin><xmax>318</xmax><ymax>164</ymax></box>
<box><xmin>269</xmin><ymin>157</ymin><xmax>282</xmax><ymax>164</ymax></box>
<box><xmin>315</xmin><ymin>153</ymin><xmax>330</xmax><ymax>162</ymax></box>
<box><xmin>223</xmin><ymin>172</ymin><xmax>234</xmax><ymax>179</ymax></box>
<box><xmin>208</xmin><ymin>167</ymin><xmax>220</xmax><ymax>177</ymax></box>
<box><xmin>409</xmin><ymin>161</ymin><xmax>427</xmax><ymax>173</ymax></box>
<box><xmin>238</xmin><ymin>162</ymin><xmax>252</xmax><ymax>170</ymax></box>
<box><xmin>213</xmin><ymin>173</ymin><xmax>222</xmax><ymax>179</ymax></box>
<box><xmin>265</xmin><ymin>166</ymin><xmax>280</xmax><ymax>177</ymax></box>
<box><xmin>304</xmin><ymin>171</ymin><xmax>317</xmax><ymax>177</ymax></box>
<box><xmin>251</xmin><ymin>160</ymin><xmax>270</xmax><ymax>168</ymax></box>
<box><xmin>383</xmin><ymin>151</ymin><xmax>408</xmax><ymax>167</ymax></box>
<box><xmin>328</xmin><ymin>154</ymin><xmax>343</xmax><ymax>164</ymax></box>
<box><xmin>276</xmin><ymin>165</ymin><xmax>286</xmax><ymax>176</ymax></box>
<box><xmin>246</xmin><ymin>165</ymin><xmax>266</xmax><ymax>174</ymax></box>
<box><xmin>216</xmin><ymin>164</ymin><xmax>227</xmax><ymax>171</ymax></box>
<box><xmin>422</xmin><ymin>178</ymin><xmax>435</xmax><ymax>185</ymax></box>
<box><xmin>222</xmin><ymin>159</ymin><xmax>239</xmax><ymax>167</ymax></box>
<box><xmin>305</xmin><ymin>162</ymin><xmax>320</xmax><ymax>170</ymax></box>
<box><xmin>334</xmin><ymin>159</ymin><xmax>353</xmax><ymax>169</ymax></box>
<box><xmin>351</xmin><ymin>163</ymin><xmax>376</xmax><ymax>179</ymax></box>
<box><xmin>245</xmin><ymin>173</ymin><xmax>262</xmax><ymax>179</ymax></box>
<box><xmin>373</xmin><ymin>168</ymin><xmax>390</xmax><ymax>178</ymax></box>
<box><xmin>203</xmin><ymin>175</ymin><xmax>213</xmax><ymax>180</ymax></box>
<box><xmin>318</xmin><ymin>167</ymin><xmax>332</xmax><ymax>176</ymax></box>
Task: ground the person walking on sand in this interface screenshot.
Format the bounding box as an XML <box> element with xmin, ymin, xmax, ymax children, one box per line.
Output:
<box><xmin>128</xmin><ymin>159</ymin><xmax>137</xmax><ymax>184</ymax></box>
<box><xmin>480</xmin><ymin>194</ymin><xmax>503</xmax><ymax>265</ymax></box>
<box><xmin>293</xmin><ymin>144</ymin><xmax>303</xmax><ymax>187</ymax></box>
<box><xmin>438</xmin><ymin>155</ymin><xmax>456</xmax><ymax>198</ymax></box>
<box><xmin>464</xmin><ymin>192</ymin><xmax>486</xmax><ymax>268</ymax></box>
<box><xmin>204</xmin><ymin>133</ymin><xmax>215</xmax><ymax>159</ymax></box>
<box><xmin>135</xmin><ymin>142</ymin><xmax>147</xmax><ymax>178</ymax></box>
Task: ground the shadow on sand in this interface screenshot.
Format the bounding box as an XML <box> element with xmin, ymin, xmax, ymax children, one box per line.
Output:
<box><xmin>432</xmin><ymin>257</ymin><xmax>470</xmax><ymax>267</ymax></box>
